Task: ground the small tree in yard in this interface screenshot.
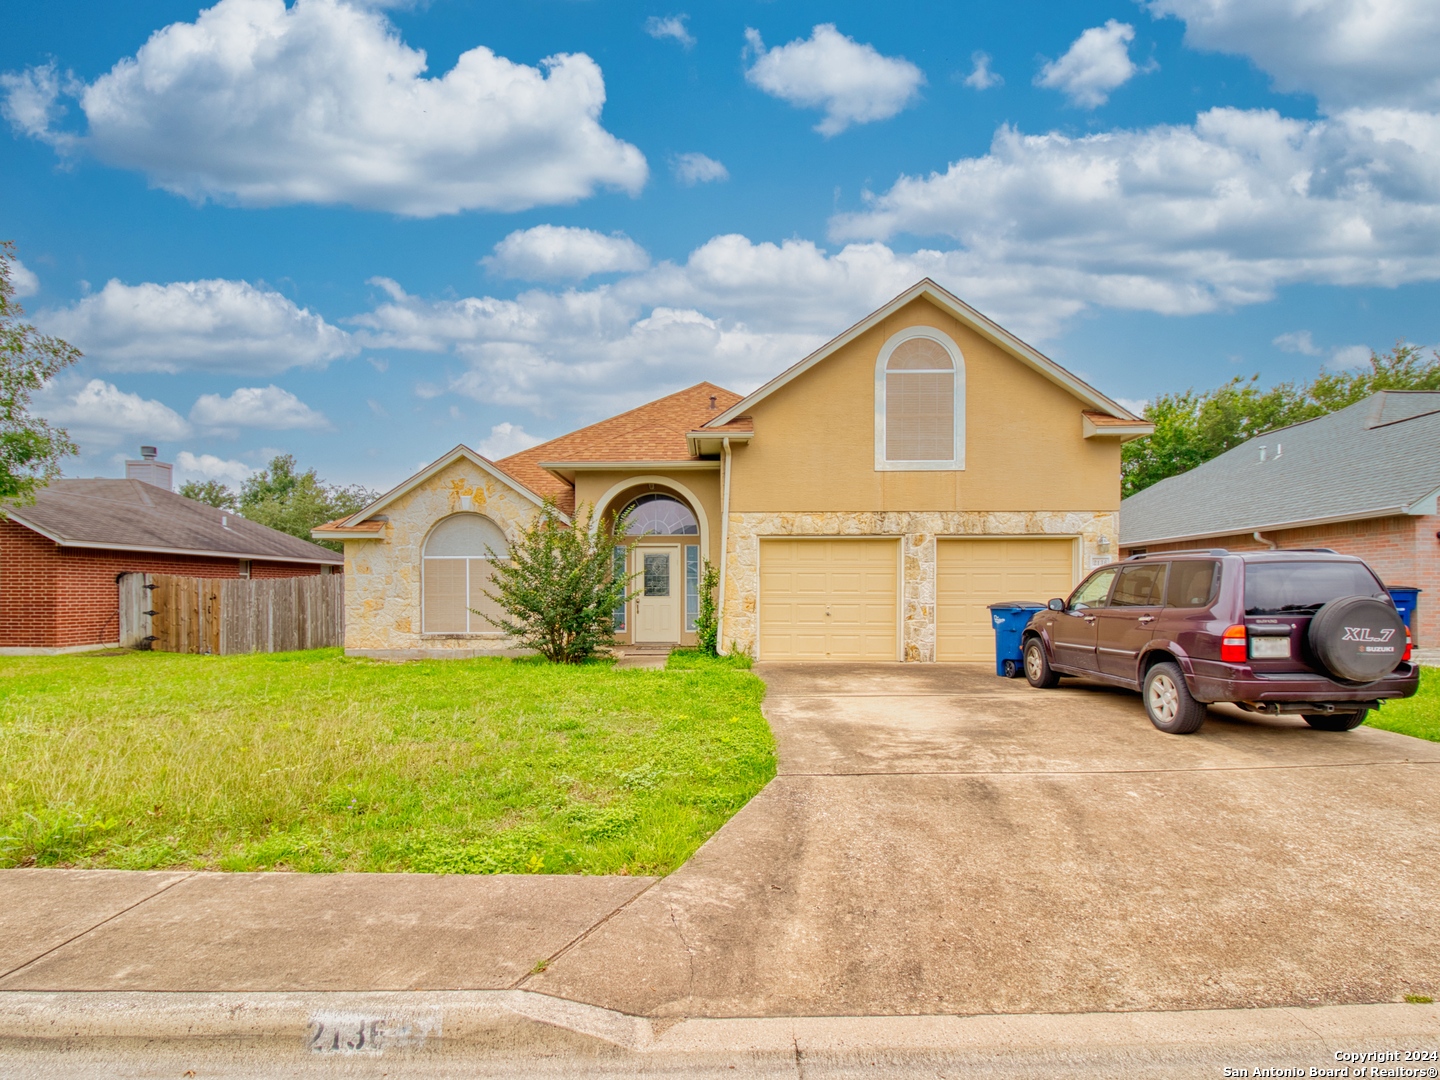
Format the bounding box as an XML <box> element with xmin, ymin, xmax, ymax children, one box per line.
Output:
<box><xmin>693</xmin><ymin>559</ymin><xmax>720</xmax><ymax>656</ymax></box>
<box><xmin>483</xmin><ymin>500</ymin><xmax>635</xmax><ymax>663</ymax></box>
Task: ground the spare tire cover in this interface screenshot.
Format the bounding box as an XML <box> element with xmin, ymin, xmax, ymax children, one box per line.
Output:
<box><xmin>1308</xmin><ymin>595</ymin><xmax>1406</xmax><ymax>683</ymax></box>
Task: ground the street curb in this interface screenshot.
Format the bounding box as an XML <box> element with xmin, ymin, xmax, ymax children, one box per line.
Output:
<box><xmin>0</xmin><ymin>991</ymin><xmax>1435</xmax><ymax>1058</ymax></box>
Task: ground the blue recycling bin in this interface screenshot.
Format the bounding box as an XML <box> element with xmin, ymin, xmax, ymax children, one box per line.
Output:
<box><xmin>1388</xmin><ymin>586</ymin><xmax>1421</xmax><ymax>628</ymax></box>
<box><xmin>988</xmin><ymin>602</ymin><xmax>1047</xmax><ymax>678</ymax></box>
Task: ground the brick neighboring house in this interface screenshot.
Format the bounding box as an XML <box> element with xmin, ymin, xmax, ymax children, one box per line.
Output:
<box><xmin>1</xmin><ymin>451</ymin><xmax>343</xmax><ymax>654</ymax></box>
<box><xmin>1120</xmin><ymin>391</ymin><xmax>1440</xmax><ymax>644</ymax></box>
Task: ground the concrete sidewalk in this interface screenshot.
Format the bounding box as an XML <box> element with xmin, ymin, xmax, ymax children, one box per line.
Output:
<box><xmin>0</xmin><ymin>871</ymin><xmax>655</xmax><ymax>992</ymax></box>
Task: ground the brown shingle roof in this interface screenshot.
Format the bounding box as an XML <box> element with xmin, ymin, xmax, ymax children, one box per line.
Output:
<box><xmin>497</xmin><ymin>382</ymin><xmax>741</xmax><ymax>514</ymax></box>
<box><xmin>5</xmin><ymin>480</ymin><xmax>343</xmax><ymax>564</ymax></box>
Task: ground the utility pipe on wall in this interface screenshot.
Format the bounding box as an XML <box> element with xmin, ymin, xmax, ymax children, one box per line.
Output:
<box><xmin>1253</xmin><ymin>530</ymin><xmax>1280</xmax><ymax>550</ymax></box>
<box><xmin>717</xmin><ymin>436</ymin><xmax>731</xmax><ymax>654</ymax></box>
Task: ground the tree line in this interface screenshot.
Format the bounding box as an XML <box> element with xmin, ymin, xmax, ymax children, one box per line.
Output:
<box><xmin>1121</xmin><ymin>343</ymin><xmax>1440</xmax><ymax>498</ymax></box>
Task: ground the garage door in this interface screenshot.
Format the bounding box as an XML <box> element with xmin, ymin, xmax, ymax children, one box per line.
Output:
<box><xmin>937</xmin><ymin>538</ymin><xmax>1076</xmax><ymax>661</ymax></box>
<box><xmin>760</xmin><ymin>539</ymin><xmax>898</xmax><ymax>661</ymax></box>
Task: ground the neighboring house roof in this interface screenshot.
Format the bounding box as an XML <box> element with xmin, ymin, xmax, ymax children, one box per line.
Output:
<box><xmin>1120</xmin><ymin>391</ymin><xmax>1440</xmax><ymax>546</ymax></box>
<box><xmin>706</xmin><ymin>279</ymin><xmax>1149</xmax><ymax>433</ymax></box>
<box><xmin>4</xmin><ymin>480</ymin><xmax>343</xmax><ymax>564</ymax></box>
<box><xmin>315</xmin><ymin>445</ymin><xmax>561</xmax><ymax>538</ymax></box>
<box><xmin>497</xmin><ymin>382</ymin><xmax>742</xmax><ymax>513</ymax></box>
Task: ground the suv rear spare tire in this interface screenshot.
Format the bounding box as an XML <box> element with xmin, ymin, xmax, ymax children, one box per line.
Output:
<box><xmin>1307</xmin><ymin>596</ymin><xmax>1406</xmax><ymax>683</ymax></box>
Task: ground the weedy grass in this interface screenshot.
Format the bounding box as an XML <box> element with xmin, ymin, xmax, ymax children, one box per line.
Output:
<box><xmin>1366</xmin><ymin>664</ymin><xmax>1440</xmax><ymax>742</ymax></box>
<box><xmin>0</xmin><ymin>648</ymin><xmax>773</xmax><ymax>874</ymax></box>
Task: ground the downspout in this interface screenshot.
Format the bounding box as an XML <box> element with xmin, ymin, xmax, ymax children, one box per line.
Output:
<box><xmin>1253</xmin><ymin>530</ymin><xmax>1279</xmax><ymax>550</ymax></box>
<box><xmin>716</xmin><ymin>437</ymin><xmax>732</xmax><ymax>654</ymax></box>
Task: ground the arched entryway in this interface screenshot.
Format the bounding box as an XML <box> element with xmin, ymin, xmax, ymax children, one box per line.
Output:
<box><xmin>599</xmin><ymin>482</ymin><xmax>706</xmax><ymax>646</ymax></box>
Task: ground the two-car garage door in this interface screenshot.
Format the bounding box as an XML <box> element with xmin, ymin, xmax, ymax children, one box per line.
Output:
<box><xmin>758</xmin><ymin>536</ymin><xmax>1075</xmax><ymax>662</ymax></box>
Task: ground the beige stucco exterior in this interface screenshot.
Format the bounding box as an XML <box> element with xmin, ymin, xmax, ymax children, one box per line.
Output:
<box><xmin>728</xmin><ymin>296</ymin><xmax>1121</xmax><ymax>514</ymax></box>
<box><xmin>341</xmin><ymin>458</ymin><xmax>540</xmax><ymax>659</ymax></box>
<box><xmin>330</xmin><ymin>286</ymin><xmax>1139</xmax><ymax>662</ymax></box>
<box><xmin>716</xmin><ymin>294</ymin><xmax>1127</xmax><ymax>660</ymax></box>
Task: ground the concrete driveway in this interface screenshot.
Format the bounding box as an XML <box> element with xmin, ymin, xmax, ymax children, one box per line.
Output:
<box><xmin>532</xmin><ymin>663</ymin><xmax>1440</xmax><ymax>1017</ymax></box>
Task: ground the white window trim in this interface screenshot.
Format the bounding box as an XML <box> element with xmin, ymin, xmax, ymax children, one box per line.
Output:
<box><xmin>873</xmin><ymin>325</ymin><xmax>966</xmax><ymax>472</ymax></box>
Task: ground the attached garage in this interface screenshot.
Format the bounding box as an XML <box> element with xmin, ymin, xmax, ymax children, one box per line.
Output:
<box><xmin>936</xmin><ymin>537</ymin><xmax>1076</xmax><ymax>661</ymax></box>
<box><xmin>759</xmin><ymin>538</ymin><xmax>899</xmax><ymax>661</ymax></box>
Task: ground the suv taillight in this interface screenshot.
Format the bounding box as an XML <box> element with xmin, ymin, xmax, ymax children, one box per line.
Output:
<box><xmin>1221</xmin><ymin>624</ymin><xmax>1247</xmax><ymax>663</ymax></box>
<box><xmin>1405</xmin><ymin>626</ymin><xmax>1413</xmax><ymax>663</ymax></box>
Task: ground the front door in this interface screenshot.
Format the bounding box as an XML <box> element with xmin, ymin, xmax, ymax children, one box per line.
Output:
<box><xmin>633</xmin><ymin>545</ymin><xmax>681</xmax><ymax>643</ymax></box>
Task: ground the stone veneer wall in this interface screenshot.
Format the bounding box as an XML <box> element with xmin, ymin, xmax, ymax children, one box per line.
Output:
<box><xmin>720</xmin><ymin>510</ymin><xmax>1119</xmax><ymax>662</ymax></box>
<box><xmin>343</xmin><ymin>461</ymin><xmax>540</xmax><ymax>658</ymax></box>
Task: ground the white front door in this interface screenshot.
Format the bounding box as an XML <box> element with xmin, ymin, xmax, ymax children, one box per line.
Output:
<box><xmin>633</xmin><ymin>545</ymin><xmax>681</xmax><ymax>643</ymax></box>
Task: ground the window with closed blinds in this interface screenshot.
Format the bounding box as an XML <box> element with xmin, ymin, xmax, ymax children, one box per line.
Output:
<box><xmin>876</xmin><ymin>330</ymin><xmax>963</xmax><ymax>469</ymax></box>
<box><xmin>422</xmin><ymin>513</ymin><xmax>509</xmax><ymax>634</ymax></box>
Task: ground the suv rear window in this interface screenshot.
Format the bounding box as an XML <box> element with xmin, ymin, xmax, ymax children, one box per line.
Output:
<box><xmin>1166</xmin><ymin>560</ymin><xmax>1219</xmax><ymax>608</ymax></box>
<box><xmin>1244</xmin><ymin>561</ymin><xmax>1388</xmax><ymax>616</ymax></box>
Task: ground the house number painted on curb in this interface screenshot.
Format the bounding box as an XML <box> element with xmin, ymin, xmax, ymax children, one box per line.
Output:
<box><xmin>306</xmin><ymin>1011</ymin><xmax>441</xmax><ymax>1053</ymax></box>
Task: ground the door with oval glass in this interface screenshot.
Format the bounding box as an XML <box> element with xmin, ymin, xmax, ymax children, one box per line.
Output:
<box><xmin>634</xmin><ymin>545</ymin><xmax>682</xmax><ymax>643</ymax></box>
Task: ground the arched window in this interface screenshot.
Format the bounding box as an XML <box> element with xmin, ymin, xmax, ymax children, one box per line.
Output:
<box><xmin>619</xmin><ymin>493</ymin><xmax>698</xmax><ymax>536</ymax></box>
<box><xmin>422</xmin><ymin>514</ymin><xmax>508</xmax><ymax>634</ymax></box>
<box><xmin>874</xmin><ymin>329</ymin><xmax>964</xmax><ymax>470</ymax></box>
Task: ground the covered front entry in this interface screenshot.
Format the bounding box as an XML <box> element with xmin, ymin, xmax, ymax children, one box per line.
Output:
<box><xmin>758</xmin><ymin>538</ymin><xmax>899</xmax><ymax>661</ymax></box>
<box><xmin>936</xmin><ymin>537</ymin><xmax>1076</xmax><ymax>661</ymax></box>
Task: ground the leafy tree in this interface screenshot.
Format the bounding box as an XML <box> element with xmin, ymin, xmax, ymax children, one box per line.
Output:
<box><xmin>0</xmin><ymin>241</ymin><xmax>79</xmax><ymax>507</ymax></box>
<box><xmin>238</xmin><ymin>454</ymin><xmax>375</xmax><ymax>552</ymax></box>
<box><xmin>482</xmin><ymin>500</ymin><xmax>635</xmax><ymax>663</ymax></box>
<box><xmin>1122</xmin><ymin>342</ymin><xmax>1440</xmax><ymax>497</ymax></box>
<box><xmin>693</xmin><ymin>559</ymin><xmax>720</xmax><ymax>656</ymax></box>
<box><xmin>179</xmin><ymin>479</ymin><xmax>239</xmax><ymax>510</ymax></box>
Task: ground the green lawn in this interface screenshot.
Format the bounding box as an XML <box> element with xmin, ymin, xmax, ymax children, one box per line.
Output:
<box><xmin>1366</xmin><ymin>665</ymin><xmax>1440</xmax><ymax>742</ymax></box>
<box><xmin>0</xmin><ymin>649</ymin><xmax>774</xmax><ymax>875</ymax></box>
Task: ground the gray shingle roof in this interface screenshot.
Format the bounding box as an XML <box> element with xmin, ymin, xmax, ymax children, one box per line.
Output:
<box><xmin>4</xmin><ymin>479</ymin><xmax>343</xmax><ymax>564</ymax></box>
<box><xmin>1120</xmin><ymin>391</ymin><xmax>1440</xmax><ymax>546</ymax></box>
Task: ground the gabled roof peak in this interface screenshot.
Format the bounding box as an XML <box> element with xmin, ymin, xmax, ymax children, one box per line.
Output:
<box><xmin>705</xmin><ymin>278</ymin><xmax>1143</xmax><ymax>429</ymax></box>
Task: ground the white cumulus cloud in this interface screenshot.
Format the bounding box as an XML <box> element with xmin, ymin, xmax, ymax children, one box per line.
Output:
<box><xmin>1328</xmin><ymin>343</ymin><xmax>1374</xmax><ymax>369</ymax></box>
<box><xmin>1273</xmin><ymin>330</ymin><xmax>1320</xmax><ymax>355</ymax></box>
<box><xmin>1148</xmin><ymin>0</ymin><xmax>1440</xmax><ymax>111</ymax></box>
<box><xmin>672</xmin><ymin>152</ymin><xmax>729</xmax><ymax>185</ymax></box>
<box><xmin>38</xmin><ymin>278</ymin><xmax>357</xmax><ymax>374</ymax></box>
<box><xmin>743</xmin><ymin>24</ymin><xmax>925</xmax><ymax>136</ymax></box>
<box><xmin>190</xmin><ymin>385</ymin><xmax>331</xmax><ymax>434</ymax></box>
<box><xmin>645</xmin><ymin>15</ymin><xmax>695</xmax><ymax>49</ymax></box>
<box><xmin>477</xmin><ymin>421</ymin><xmax>542</xmax><ymax>459</ymax></box>
<box><xmin>482</xmin><ymin>225</ymin><xmax>649</xmax><ymax>281</ymax></box>
<box><xmin>830</xmin><ymin>107</ymin><xmax>1440</xmax><ymax>316</ymax></box>
<box><xmin>963</xmin><ymin>52</ymin><xmax>1002</xmax><ymax>91</ymax></box>
<box><xmin>175</xmin><ymin>450</ymin><xmax>254</xmax><ymax>486</ymax></box>
<box><xmin>1036</xmin><ymin>21</ymin><xmax>1146</xmax><ymax>108</ymax></box>
<box><xmin>34</xmin><ymin>378</ymin><xmax>192</xmax><ymax>447</ymax></box>
<box><xmin>6</xmin><ymin>256</ymin><xmax>40</xmax><ymax>298</ymax></box>
<box><xmin>2</xmin><ymin>0</ymin><xmax>647</xmax><ymax>216</ymax></box>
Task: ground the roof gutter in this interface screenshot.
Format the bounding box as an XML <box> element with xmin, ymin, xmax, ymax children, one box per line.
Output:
<box><xmin>1121</xmin><ymin>505</ymin><xmax>1419</xmax><ymax>549</ymax></box>
<box><xmin>12</xmin><ymin>535</ymin><xmax>340</xmax><ymax>565</ymax></box>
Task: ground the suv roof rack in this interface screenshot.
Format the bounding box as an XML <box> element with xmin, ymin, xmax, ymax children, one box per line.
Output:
<box><xmin>1126</xmin><ymin>548</ymin><xmax>1229</xmax><ymax>559</ymax></box>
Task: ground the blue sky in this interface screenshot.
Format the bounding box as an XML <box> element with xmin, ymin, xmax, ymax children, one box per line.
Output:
<box><xmin>4</xmin><ymin>0</ymin><xmax>1439</xmax><ymax>491</ymax></box>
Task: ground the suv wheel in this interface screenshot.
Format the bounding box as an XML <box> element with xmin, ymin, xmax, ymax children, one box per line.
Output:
<box><xmin>1142</xmin><ymin>662</ymin><xmax>1206</xmax><ymax>734</ymax></box>
<box><xmin>1023</xmin><ymin>637</ymin><xmax>1060</xmax><ymax>688</ymax></box>
<box><xmin>1303</xmin><ymin>709</ymin><xmax>1369</xmax><ymax>731</ymax></box>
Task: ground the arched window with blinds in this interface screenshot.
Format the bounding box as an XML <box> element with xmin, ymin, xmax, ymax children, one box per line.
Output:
<box><xmin>422</xmin><ymin>514</ymin><xmax>508</xmax><ymax>634</ymax></box>
<box><xmin>874</xmin><ymin>329</ymin><xmax>964</xmax><ymax>470</ymax></box>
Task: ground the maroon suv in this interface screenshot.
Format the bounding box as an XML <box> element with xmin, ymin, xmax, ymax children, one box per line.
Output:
<box><xmin>1020</xmin><ymin>549</ymin><xmax>1419</xmax><ymax>734</ymax></box>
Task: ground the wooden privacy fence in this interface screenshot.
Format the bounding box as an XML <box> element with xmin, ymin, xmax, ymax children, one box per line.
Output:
<box><xmin>119</xmin><ymin>573</ymin><xmax>344</xmax><ymax>655</ymax></box>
